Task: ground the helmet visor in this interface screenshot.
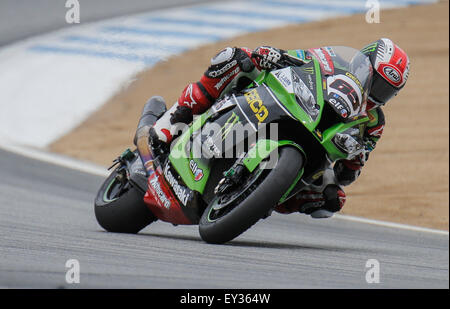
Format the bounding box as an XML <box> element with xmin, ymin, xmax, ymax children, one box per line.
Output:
<box><xmin>370</xmin><ymin>73</ymin><xmax>400</xmax><ymax>105</ymax></box>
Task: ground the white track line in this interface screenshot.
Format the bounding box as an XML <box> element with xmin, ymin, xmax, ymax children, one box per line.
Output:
<box><xmin>1</xmin><ymin>140</ymin><xmax>447</xmax><ymax>236</ymax></box>
<box><xmin>334</xmin><ymin>214</ymin><xmax>448</xmax><ymax>236</ymax></box>
<box><xmin>0</xmin><ymin>140</ymin><xmax>108</xmax><ymax>177</ymax></box>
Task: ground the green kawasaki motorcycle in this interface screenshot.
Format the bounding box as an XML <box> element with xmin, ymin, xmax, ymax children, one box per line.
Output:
<box><xmin>95</xmin><ymin>46</ymin><xmax>373</xmax><ymax>244</ymax></box>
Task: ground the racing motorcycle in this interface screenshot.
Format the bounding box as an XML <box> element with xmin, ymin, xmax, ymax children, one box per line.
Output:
<box><xmin>95</xmin><ymin>46</ymin><xmax>373</xmax><ymax>244</ymax></box>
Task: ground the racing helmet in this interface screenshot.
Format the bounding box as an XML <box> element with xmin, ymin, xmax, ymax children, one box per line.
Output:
<box><xmin>361</xmin><ymin>38</ymin><xmax>410</xmax><ymax>108</ymax></box>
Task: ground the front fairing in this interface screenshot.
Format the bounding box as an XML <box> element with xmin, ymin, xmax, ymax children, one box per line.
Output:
<box><xmin>308</xmin><ymin>46</ymin><xmax>373</xmax><ymax>120</ymax></box>
<box><xmin>255</xmin><ymin>46</ymin><xmax>373</xmax><ymax>161</ymax></box>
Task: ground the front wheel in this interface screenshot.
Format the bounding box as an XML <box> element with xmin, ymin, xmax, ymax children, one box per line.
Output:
<box><xmin>199</xmin><ymin>147</ymin><xmax>304</xmax><ymax>244</ymax></box>
<box><xmin>95</xmin><ymin>167</ymin><xmax>156</xmax><ymax>233</ymax></box>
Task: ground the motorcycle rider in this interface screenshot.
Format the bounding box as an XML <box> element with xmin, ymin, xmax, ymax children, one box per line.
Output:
<box><xmin>144</xmin><ymin>38</ymin><xmax>410</xmax><ymax>218</ymax></box>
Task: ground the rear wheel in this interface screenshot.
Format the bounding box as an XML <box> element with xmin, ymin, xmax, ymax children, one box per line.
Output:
<box><xmin>95</xmin><ymin>167</ymin><xmax>156</xmax><ymax>233</ymax></box>
<box><xmin>199</xmin><ymin>147</ymin><xmax>303</xmax><ymax>244</ymax></box>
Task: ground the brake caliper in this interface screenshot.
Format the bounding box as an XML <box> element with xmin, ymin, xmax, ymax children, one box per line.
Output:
<box><xmin>214</xmin><ymin>159</ymin><xmax>248</xmax><ymax>195</ymax></box>
<box><xmin>108</xmin><ymin>148</ymin><xmax>136</xmax><ymax>170</ymax></box>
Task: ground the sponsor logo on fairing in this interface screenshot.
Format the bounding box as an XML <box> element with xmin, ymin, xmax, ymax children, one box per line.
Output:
<box><xmin>189</xmin><ymin>160</ymin><xmax>204</xmax><ymax>181</ymax></box>
<box><xmin>300</xmin><ymin>66</ymin><xmax>314</xmax><ymax>75</ymax></box>
<box><xmin>271</xmin><ymin>68</ymin><xmax>294</xmax><ymax>92</ymax></box>
<box><xmin>164</xmin><ymin>164</ymin><xmax>189</xmax><ymax>206</ymax></box>
<box><xmin>311</xmin><ymin>48</ymin><xmax>334</xmax><ymax>75</ymax></box>
<box><xmin>345</xmin><ymin>72</ymin><xmax>364</xmax><ymax>93</ymax></box>
<box><xmin>329</xmin><ymin>96</ymin><xmax>348</xmax><ymax>118</ymax></box>
<box><xmin>149</xmin><ymin>176</ymin><xmax>171</xmax><ymax>209</ymax></box>
<box><xmin>244</xmin><ymin>89</ymin><xmax>269</xmax><ymax>123</ymax></box>
<box><xmin>327</xmin><ymin>75</ymin><xmax>363</xmax><ymax>117</ymax></box>
<box><xmin>274</xmin><ymin>70</ymin><xmax>292</xmax><ymax>88</ymax></box>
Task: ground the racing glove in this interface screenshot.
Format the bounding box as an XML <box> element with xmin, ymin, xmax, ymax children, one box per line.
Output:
<box><xmin>254</xmin><ymin>46</ymin><xmax>284</xmax><ymax>69</ymax></box>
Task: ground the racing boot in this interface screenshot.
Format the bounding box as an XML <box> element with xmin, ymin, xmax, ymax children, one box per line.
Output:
<box><xmin>274</xmin><ymin>184</ymin><xmax>346</xmax><ymax>219</ymax></box>
<box><xmin>133</xmin><ymin>96</ymin><xmax>167</xmax><ymax>146</ymax></box>
<box><xmin>152</xmin><ymin>102</ymin><xmax>193</xmax><ymax>145</ymax></box>
<box><xmin>307</xmin><ymin>184</ymin><xmax>346</xmax><ymax>218</ymax></box>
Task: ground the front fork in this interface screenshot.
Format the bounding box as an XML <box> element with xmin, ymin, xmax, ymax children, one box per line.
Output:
<box><xmin>216</xmin><ymin>139</ymin><xmax>306</xmax><ymax>205</ymax></box>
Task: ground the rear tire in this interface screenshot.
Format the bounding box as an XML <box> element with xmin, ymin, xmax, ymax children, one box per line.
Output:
<box><xmin>95</xmin><ymin>168</ymin><xmax>156</xmax><ymax>233</ymax></box>
<box><xmin>199</xmin><ymin>147</ymin><xmax>303</xmax><ymax>244</ymax></box>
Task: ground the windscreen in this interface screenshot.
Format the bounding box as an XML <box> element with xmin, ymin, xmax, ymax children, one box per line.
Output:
<box><xmin>310</xmin><ymin>46</ymin><xmax>373</xmax><ymax>118</ymax></box>
<box><xmin>328</xmin><ymin>46</ymin><xmax>373</xmax><ymax>96</ymax></box>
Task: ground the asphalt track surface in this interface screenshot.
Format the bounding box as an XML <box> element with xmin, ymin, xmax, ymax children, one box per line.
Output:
<box><xmin>0</xmin><ymin>0</ymin><xmax>219</xmax><ymax>46</ymax></box>
<box><xmin>0</xmin><ymin>0</ymin><xmax>448</xmax><ymax>289</ymax></box>
<box><xmin>0</xmin><ymin>148</ymin><xmax>448</xmax><ymax>288</ymax></box>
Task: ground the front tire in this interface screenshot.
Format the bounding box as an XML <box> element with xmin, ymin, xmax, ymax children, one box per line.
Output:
<box><xmin>95</xmin><ymin>167</ymin><xmax>156</xmax><ymax>233</ymax></box>
<box><xmin>199</xmin><ymin>147</ymin><xmax>303</xmax><ymax>244</ymax></box>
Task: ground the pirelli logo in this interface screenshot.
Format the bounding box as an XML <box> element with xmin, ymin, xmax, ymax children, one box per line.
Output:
<box><xmin>244</xmin><ymin>89</ymin><xmax>268</xmax><ymax>123</ymax></box>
